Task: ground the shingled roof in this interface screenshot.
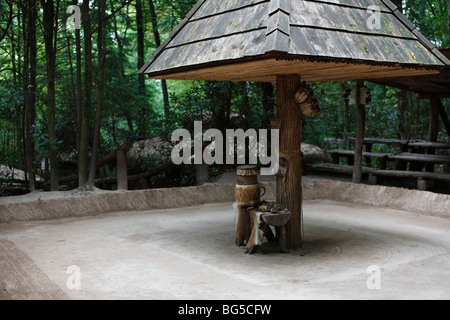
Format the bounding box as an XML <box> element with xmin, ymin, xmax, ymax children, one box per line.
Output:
<box><xmin>372</xmin><ymin>47</ymin><xmax>450</xmax><ymax>98</ymax></box>
<box><xmin>139</xmin><ymin>0</ymin><xmax>450</xmax><ymax>82</ymax></box>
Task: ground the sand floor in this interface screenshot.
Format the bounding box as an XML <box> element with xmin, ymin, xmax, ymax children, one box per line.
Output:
<box><xmin>1</xmin><ymin>200</ymin><xmax>450</xmax><ymax>300</ymax></box>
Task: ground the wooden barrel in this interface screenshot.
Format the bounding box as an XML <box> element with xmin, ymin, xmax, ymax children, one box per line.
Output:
<box><xmin>235</xmin><ymin>184</ymin><xmax>262</xmax><ymax>206</ymax></box>
<box><xmin>235</xmin><ymin>166</ymin><xmax>262</xmax><ymax>205</ymax></box>
<box><xmin>236</xmin><ymin>165</ymin><xmax>260</xmax><ymax>185</ymax></box>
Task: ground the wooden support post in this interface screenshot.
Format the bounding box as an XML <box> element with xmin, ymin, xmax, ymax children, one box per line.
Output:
<box><xmin>368</xmin><ymin>173</ymin><xmax>377</xmax><ymax>185</ymax></box>
<box><xmin>195</xmin><ymin>164</ymin><xmax>209</xmax><ymax>185</ymax></box>
<box><xmin>429</xmin><ymin>97</ymin><xmax>440</xmax><ymax>142</ymax></box>
<box><xmin>427</xmin><ymin>97</ymin><xmax>440</xmax><ymax>172</ymax></box>
<box><xmin>195</xmin><ymin>142</ymin><xmax>210</xmax><ymax>185</ymax></box>
<box><xmin>275</xmin><ymin>226</ymin><xmax>289</xmax><ymax>254</ymax></box>
<box><xmin>353</xmin><ymin>80</ymin><xmax>365</xmax><ymax>183</ymax></box>
<box><xmin>276</xmin><ymin>75</ymin><xmax>303</xmax><ymax>250</ymax></box>
<box><xmin>365</xmin><ymin>143</ymin><xmax>373</xmax><ymax>167</ymax></box>
<box><xmin>417</xmin><ymin>178</ymin><xmax>427</xmax><ymax>191</ymax></box>
<box><xmin>117</xmin><ymin>149</ymin><xmax>128</xmax><ymax>190</ymax></box>
<box><xmin>437</xmin><ymin>98</ymin><xmax>450</xmax><ymax>138</ymax></box>
<box><xmin>235</xmin><ymin>205</ymin><xmax>252</xmax><ymax>247</ymax></box>
<box><xmin>436</xmin><ymin>98</ymin><xmax>450</xmax><ymax>174</ymax></box>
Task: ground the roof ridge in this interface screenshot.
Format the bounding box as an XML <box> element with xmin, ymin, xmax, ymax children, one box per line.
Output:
<box><xmin>264</xmin><ymin>0</ymin><xmax>291</xmax><ymax>53</ymax></box>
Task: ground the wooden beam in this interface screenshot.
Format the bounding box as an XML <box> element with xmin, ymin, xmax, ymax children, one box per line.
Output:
<box><xmin>96</xmin><ymin>142</ymin><xmax>133</xmax><ymax>168</ymax></box>
<box><xmin>148</xmin><ymin>58</ymin><xmax>439</xmax><ymax>83</ymax></box>
<box><xmin>276</xmin><ymin>74</ymin><xmax>303</xmax><ymax>250</ymax></box>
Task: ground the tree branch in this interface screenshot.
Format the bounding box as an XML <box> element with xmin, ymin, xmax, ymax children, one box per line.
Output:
<box><xmin>0</xmin><ymin>0</ymin><xmax>14</xmax><ymax>43</ymax></box>
<box><xmin>106</xmin><ymin>0</ymin><xmax>135</xmax><ymax>22</ymax></box>
<box><xmin>89</xmin><ymin>0</ymin><xmax>135</xmax><ymax>36</ymax></box>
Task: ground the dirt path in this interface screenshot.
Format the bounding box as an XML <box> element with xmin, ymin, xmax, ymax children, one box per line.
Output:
<box><xmin>0</xmin><ymin>239</ymin><xmax>69</xmax><ymax>300</ymax></box>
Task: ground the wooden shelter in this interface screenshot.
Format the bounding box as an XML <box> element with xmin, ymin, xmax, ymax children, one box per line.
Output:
<box><xmin>139</xmin><ymin>0</ymin><xmax>449</xmax><ymax>250</ymax></box>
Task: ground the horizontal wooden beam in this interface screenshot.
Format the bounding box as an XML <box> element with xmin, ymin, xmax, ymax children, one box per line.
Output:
<box><xmin>149</xmin><ymin>58</ymin><xmax>439</xmax><ymax>83</ymax></box>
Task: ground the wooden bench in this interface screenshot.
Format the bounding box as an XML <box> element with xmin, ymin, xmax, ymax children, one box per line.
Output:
<box><xmin>368</xmin><ymin>169</ymin><xmax>450</xmax><ymax>191</ymax></box>
<box><xmin>387</xmin><ymin>152</ymin><xmax>450</xmax><ymax>163</ymax></box>
<box><xmin>307</xmin><ymin>163</ymin><xmax>372</xmax><ymax>175</ymax></box>
<box><xmin>407</xmin><ymin>141</ymin><xmax>450</xmax><ymax>150</ymax></box>
<box><xmin>328</xmin><ymin>149</ymin><xmax>390</xmax><ymax>169</ymax></box>
<box><xmin>307</xmin><ymin>163</ymin><xmax>450</xmax><ymax>191</ymax></box>
<box><xmin>348</xmin><ymin>137</ymin><xmax>409</xmax><ymax>152</ymax></box>
<box><xmin>386</xmin><ymin>153</ymin><xmax>450</xmax><ymax>171</ymax></box>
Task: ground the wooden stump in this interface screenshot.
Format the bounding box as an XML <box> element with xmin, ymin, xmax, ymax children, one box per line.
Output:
<box><xmin>245</xmin><ymin>208</ymin><xmax>291</xmax><ymax>254</ymax></box>
<box><xmin>262</xmin><ymin>212</ymin><xmax>292</xmax><ymax>253</ymax></box>
<box><xmin>276</xmin><ymin>75</ymin><xmax>303</xmax><ymax>250</ymax></box>
<box><xmin>235</xmin><ymin>205</ymin><xmax>252</xmax><ymax>247</ymax></box>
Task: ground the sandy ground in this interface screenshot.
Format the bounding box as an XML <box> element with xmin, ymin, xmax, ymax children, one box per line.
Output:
<box><xmin>1</xmin><ymin>198</ymin><xmax>450</xmax><ymax>300</ymax></box>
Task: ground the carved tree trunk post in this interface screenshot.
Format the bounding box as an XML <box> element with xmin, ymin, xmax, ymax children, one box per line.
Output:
<box><xmin>276</xmin><ymin>75</ymin><xmax>303</xmax><ymax>250</ymax></box>
<box><xmin>353</xmin><ymin>80</ymin><xmax>365</xmax><ymax>183</ymax></box>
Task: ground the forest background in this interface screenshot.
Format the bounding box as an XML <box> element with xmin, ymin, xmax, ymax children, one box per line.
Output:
<box><xmin>0</xmin><ymin>0</ymin><xmax>449</xmax><ymax>194</ymax></box>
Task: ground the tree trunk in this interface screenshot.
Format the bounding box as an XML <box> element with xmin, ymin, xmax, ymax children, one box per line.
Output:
<box><xmin>437</xmin><ymin>99</ymin><xmax>450</xmax><ymax>138</ymax></box>
<box><xmin>261</xmin><ymin>82</ymin><xmax>275</xmax><ymax>129</ymax></box>
<box><xmin>353</xmin><ymin>81</ymin><xmax>366</xmax><ymax>183</ymax></box>
<box><xmin>149</xmin><ymin>0</ymin><xmax>170</xmax><ymax>120</ymax></box>
<box><xmin>0</xmin><ymin>0</ymin><xmax>13</xmax><ymax>43</ymax></box>
<box><xmin>276</xmin><ymin>75</ymin><xmax>303</xmax><ymax>250</ymax></box>
<box><xmin>41</xmin><ymin>0</ymin><xmax>60</xmax><ymax>191</ymax></box>
<box><xmin>447</xmin><ymin>0</ymin><xmax>450</xmax><ymax>39</ymax></box>
<box><xmin>14</xmin><ymin>10</ymin><xmax>25</xmax><ymax>176</ymax></box>
<box><xmin>136</xmin><ymin>0</ymin><xmax>145</xmax><ymax>95</ymax></box>
<box><xmin>117</xmin><ymin>149</ymin><xmax>128</xmax><ymax>190</ymax></box>
<box><xmin>87</xmin><ymin>0</ymin><xmax>107</xmax><ymax>190</ymax></box>
<box><xmin>23</xmin><ymin>0</ymin><xmax>37</xmax><ymax>192</ymax></box>
<box><xmin>240</xmin><ymin>82</ymin><xmax>251</xmax><ymax>129</ymax></box>
<box><xmin>426</xmin><ymin>97</ymin><xmax>440</xmax><ymax>172</ymax></box>
<box><xmin>397</xmin><ymin>90</ymin><xmax>412</xmax><ymax>140</ymax></box>
<box><xmin>74</xmin><ymin>0</ymin><xmax>83</xmax><ymax>167</ymax></box>
<box><xmin>391</xmin><ymin>0</ymin><xmax>413</xmax><ymax>140</ymax></box>
<box><xmin>110</xmin><ymin>3</ymin><xmax>135</xmax><ymax>135</ymax></box>
<box><xmin>78</xmin><ymin>0</ymin><xmax>93</xmax><ymax>189</ymax></box>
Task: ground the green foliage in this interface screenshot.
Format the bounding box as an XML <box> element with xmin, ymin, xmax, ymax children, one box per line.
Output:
<box><xmin>405</xmin><ymin>0</ymin><xmax>450</xmax><ymax>47</ymax></box>
<box><xmin>0</xmin><ymin>0</ymin><xmax>448</xmax><ymax>194</ymax></box>
<box><xmin>303</xmin><ymin>82</ymin><xmax>353</xmax><ymax>147</ymax></box>
<box><xmin>167</xmin><ymin>80</ymin><xmax>266</xmax><ymax>135</ymax></box>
